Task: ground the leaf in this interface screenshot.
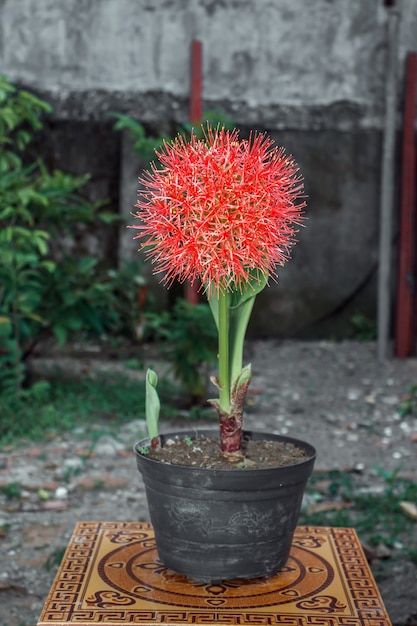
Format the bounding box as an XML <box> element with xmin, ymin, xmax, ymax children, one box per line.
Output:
<box><xmin>1</xmin><ymin>106</ymin><xmax>18</xmax><ymax>131</ymax></box>
<box><xmin>98</xmin><ymin>211</ymin><xmax>119</xmax><ymax>224</ymax></box>
<box><xmin>229</xmin><ymin>269</ymin><xmax>268</xmax><ymax>309</ymax></box>
<box><xmin>76</xmin><ymin>256</ymin><xmax>98</xmax><ymax>273</ymax></box>
<box><xmin>207</xmin><ymin>293</ymin><xmax>220</xmax><ymax>331</ymax></box>
<box><xmin>400</xmin><ymin>501</ymin><xmax>417</xmax><ymax>520</ymax></box>
<box><xmin>145</xmin><ymin>369</ymin><xmax>160</xmax><ymax>440</ymax></box>
<box><xmin>52</xmin><ymin>324</ymin><xmax>67</xmax><ymax>346</ymax></box>
<box><xmin>233</xmin><ymin>364</ymin><xmax>252</xmax><ymax>391</ymax></box>
<box><xmin>26</xmin><ymin>312</ymin><xmax>48</xmax><ymax>324</ymax></box>
<box><xmin>33</xmin><ymin>234</ymin><xmax>49</xmax><ymax>256</ymax></box>
<box><xmin>228</xmin><ymin>294</ymin><xmax>256</xmax><ymax>388</ymax></box>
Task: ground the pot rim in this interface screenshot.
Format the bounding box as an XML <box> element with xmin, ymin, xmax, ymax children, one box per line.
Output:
<box><xmin>134</xmin><ymin>428</ymin><xmax>316</xmax><ymax>474</ymax></box>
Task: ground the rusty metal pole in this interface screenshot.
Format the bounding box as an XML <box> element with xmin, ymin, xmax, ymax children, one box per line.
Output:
<box><xmin>394</xmin><ymin>52</ymin><xmax>417</xmax><ymax>358</ymax></box>
<box><xmin>190</xmin><ymin>39</ymin><xmax>203</xmax><ymax>125</ymax></box>
<box><xmin>185</xmin><ymin>39</ymin><xmax>203</xmax><ymax>305</ymax></box>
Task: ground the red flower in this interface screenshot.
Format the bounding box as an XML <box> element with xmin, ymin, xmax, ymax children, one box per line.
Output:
<box><xmin>132</xmin><ymin>125</ymin><xmax>305</xmax><ymax>293</ymax></box>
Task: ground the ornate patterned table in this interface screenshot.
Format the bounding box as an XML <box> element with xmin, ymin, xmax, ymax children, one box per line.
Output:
<box><xmin>37</xmin><ymin>522</ymin><xmax>392</xmax><ymax>626</ymax></box>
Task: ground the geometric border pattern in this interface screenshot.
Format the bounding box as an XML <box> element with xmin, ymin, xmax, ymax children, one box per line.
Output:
<box><xmin>37</xmin><ymin>523</ymin><xmax>392</xmax><ymax>626</ymax></box>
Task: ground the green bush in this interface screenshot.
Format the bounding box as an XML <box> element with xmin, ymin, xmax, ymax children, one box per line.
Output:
<box><xmin>0</xmin><ymin>78</ymin><xmax>227</xmax><ymax>406</ymax></box>
<box><xmin>111</xmin><ymin>110</ymin><xmax>235</xmax><ymax>163</ymax></box>
<box><xmin>144</xmin><ymin>299</ymin><xmax>217</xmax><ymax>404</ymax></box>
<box><xmin>0</xmin><ymin>75</ymin><xmax>146</xmax><ymax>398</ymax></box>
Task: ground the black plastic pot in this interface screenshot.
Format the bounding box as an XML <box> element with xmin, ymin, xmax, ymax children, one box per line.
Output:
<box><xmin>134</xmin><ymin>429</ymin><xmax>316</xmax><ymax>583</ymax></box>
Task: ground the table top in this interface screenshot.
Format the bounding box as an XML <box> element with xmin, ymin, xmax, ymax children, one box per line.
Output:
<box><xmin>37</xmin><ymin>521</ymin><xmax>392</xmax><ymax>626</ymax></box>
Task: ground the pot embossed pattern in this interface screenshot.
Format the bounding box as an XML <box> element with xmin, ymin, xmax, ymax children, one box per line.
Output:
<box><xmin>135</xmin><ymin>431</ymin><xmax>315</xmax><ymax>582</ymax></box>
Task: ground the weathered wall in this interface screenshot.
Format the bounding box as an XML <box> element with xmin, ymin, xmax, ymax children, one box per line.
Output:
<box><xmin>0</xmin><ymin>0</ymin><xmax>397</xmax><ymax>125</ymax></box>
<box><xmin>1</xmin><ymin>0</ymin><xmax>414</xmax><ymax>337</ymax></box>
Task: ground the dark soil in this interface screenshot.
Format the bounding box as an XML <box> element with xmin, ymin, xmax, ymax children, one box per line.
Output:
<box><xmin>144</xmin><ymin>434</ymin><xmax>311</xmax><ymax>469</ymax></box>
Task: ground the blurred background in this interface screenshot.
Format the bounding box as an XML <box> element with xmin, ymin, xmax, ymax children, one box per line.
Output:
<box><xmin>1</xmin><ymin>0</ymin><xmax>416</xmax><ymax>354</ymax></box>
<box><xmin>2</xmin><ymin>9</ymin><xmax>417</xmax><ymax>622</ymax></box>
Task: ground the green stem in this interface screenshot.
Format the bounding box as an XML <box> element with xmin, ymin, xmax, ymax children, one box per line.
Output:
<box><xmin>218</xmin><ymin>290</ymin><xmax>230</xmax><ymax>413</ymax></box>
<box><xmin>229</xmin><ymin>295</ymin><xmax>255</xmax><ymax>388</ymax></box>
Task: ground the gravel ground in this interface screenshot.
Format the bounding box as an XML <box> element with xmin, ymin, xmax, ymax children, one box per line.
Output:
<box><xmin>1</xmin><ymin>340</ymin><xmax>417</xmax><ymax>626</ymax></box>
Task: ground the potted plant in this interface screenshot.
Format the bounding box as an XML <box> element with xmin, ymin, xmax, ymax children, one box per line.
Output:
<box><xmin>131</xmin><ymin>124</ymin><xmax>316</xmax><ymax>582</ymax></box>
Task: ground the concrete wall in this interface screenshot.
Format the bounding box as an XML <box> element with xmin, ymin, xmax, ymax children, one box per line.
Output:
<box><xmin>1</xmin><ymin>0</ymin><xmax>415</xmax><ymax>337</ymax></box>
<box><xmin>1</xmin><ymin>0</ymin><xmax>411</xmax><ymax>125</ymax></box>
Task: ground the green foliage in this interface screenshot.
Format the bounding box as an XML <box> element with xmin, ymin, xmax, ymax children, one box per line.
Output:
<box><xmin>0</xmin><ymin>375</ymin><xmax>146</xmax><ymax>448</ymax></box>
<box><xmin>145</xmin><ymin>299</ymin><xmax>217</xmax><ymax>403</ymax></box>
<box><xmin>0</xmin><ymin>482</ymin><xmax>22</xmax><ymax>499</ymax></box>
<box><xmin>0</xmin><ymin>75</ymin><xmax>150</xmax><ymax>398</ymax></box>
<box><xmin>111</xmin><ymin>113</ymin><xmax>170</xmax><ymax>163</ymax></box>
<box><xmin>397</xmin><ymin>385</ymin><xmax>417</xmax><ymax>417</ymax></box>
<box><xmin>180</xmin><ymin>110</ymin><xmax>236</xmax><ymax>137</ymax></box>
<box><xmin>44</xmin><ymin>547</ymin><xmax>67</xmax><ymax>571</ymax></box>
<box><xmin>300</xmin><ymin>468</ymin><xmax>417</xmax><ymax>577</ymax></box>
<box><xmin>106</xmin><ymin>260</ymin><xmax>148</xmax><ymax>340</ymax></box>
<box><xmin>111</xmin><ymin>109</ymin><xmax>235</xmax><ymax>165</ymax></box>
<box><xmin>350</xmin><ymin>313</ymin><xmax>377</xmax><ymax>341</ymax></box>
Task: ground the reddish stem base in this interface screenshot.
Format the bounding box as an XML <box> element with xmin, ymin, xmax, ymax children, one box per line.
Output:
<box><xmin>219</xmin><ymin>415</ymin><xmax>243</xmax><ymax>462</ymax></box>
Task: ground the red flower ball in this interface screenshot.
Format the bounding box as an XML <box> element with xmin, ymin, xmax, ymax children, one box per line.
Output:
<box><xmin>132</xmin><ymin>125</ymin><xmax>305</xmax><ymax>293</ymax></box>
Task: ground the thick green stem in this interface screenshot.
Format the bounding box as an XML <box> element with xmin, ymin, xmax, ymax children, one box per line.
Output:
<box><xmin>218</xmin><ymin>291</ymin><xmax>230</xmax><ymax>413</ymax></box>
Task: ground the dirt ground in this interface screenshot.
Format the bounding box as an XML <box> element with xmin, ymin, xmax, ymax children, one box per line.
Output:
<box><xmin>1</xmin><ymin>340</ymin><xmax>417</xmax><ymax>626</ymax></box>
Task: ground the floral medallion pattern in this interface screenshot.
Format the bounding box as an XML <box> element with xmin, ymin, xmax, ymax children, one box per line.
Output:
<box><xmin>37</xmin><ymin>522</ymin><xmax>391</xmax><ymax>626</ymax></box>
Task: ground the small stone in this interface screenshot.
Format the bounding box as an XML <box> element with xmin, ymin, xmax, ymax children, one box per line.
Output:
<box><xmin>382</xmin><ymin>396</ymin><xmax>398</xmax><ymax>406</ymax></box>
<box><xmin>322</xmin><ymin>412</ymin><xmax>339</xmax><ymax>424</ymax></box>
<box><xmin>94</xmin><ymin>436</ymin><xmax>124</xmax><ymax>456</ymax></box>
<box><xmin>347</xmin><ymin>433</ymin><xmax>359</xmax><ymax>442</ymax></box>
<box><xmin>55</xmin><ymin>486</ymin><xmax>68</xmax><ymax>499</ymax></box>
<box><xmin>347</xmin><ymin>389</ymin><xmax>360</xmax><ymax>401</ymax></box>
<box><xmin>375</xmin><ymin>543</ymin><xmax>392</xmax><ymax>559</ymax></box>
<box><xmin>118</xmin><ymin>449</ymin><xmax>133</xmax><ymax>458</ymax></box>
<box><xmin>42</xmin><ymin>500</ymin><xmax>68</xmax><ymax>511</ymax></box>
<box><xmin>376</xmin><ymin>438</ymin><xmax>390</xmax><ymax>447</ymax></box>
<box><xmin>73</xmin><ymin>475</ymin><xmax>129</xmax><ymax>491</ymax></box>
<box><xmin>400</xmin><ymin>422</ymin><xmax>412</xmax><ymax>434</ymax></box>
<box><xmin>64</xmin><ymin>458</ymin><xmax>83</xmax><ymax>471</ymax></box>
<box><xmin>26</xmin><ymin>447</ymin><xmax>43</xmax><ymax>457</ymax></box>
